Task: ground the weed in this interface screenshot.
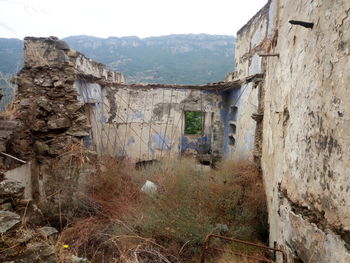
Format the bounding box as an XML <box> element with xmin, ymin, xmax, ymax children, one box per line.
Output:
<box><xmin>58</xmin><ymin>157</ymin><xmax>268</xmax><ymax>262</ymax></box>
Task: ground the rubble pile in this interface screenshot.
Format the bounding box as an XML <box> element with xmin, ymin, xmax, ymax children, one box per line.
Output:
<box><xmin>0</xmin><ymin>37</ymin><xmax>124</xmax><ymax>262</ymax></box>
<box><xmin>0</xmin><ymin>174</ymin><xmax>58</xmax><ymax>263</ymax></box>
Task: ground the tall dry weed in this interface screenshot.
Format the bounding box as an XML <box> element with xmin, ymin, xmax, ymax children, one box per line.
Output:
<box><xmin>59</xmin><ymin>157</ymin><xmax>268</xmax><ymax>262</ymax></box>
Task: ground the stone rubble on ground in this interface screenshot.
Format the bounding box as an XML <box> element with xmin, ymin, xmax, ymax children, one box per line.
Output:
<box><xmin>0</xmin><ymin>175</ymin><xmax>58</xmax><ymax>262</ymax></box>
<box><xmin>38</xmin><ymin>226</ymin><xmax>58</xmax><ymax>238</ymax></box>
<box><xmin>0</xmin><ymin>210</ymin><xmax>20</xmax><ymax>233</ymax></box>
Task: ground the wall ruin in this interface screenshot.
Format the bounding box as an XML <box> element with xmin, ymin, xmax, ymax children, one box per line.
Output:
<box><xmin>2</xmin><ymin>2</ymin><xmax>348</xmax><ymax>260</ymax></box>
<box><xmin>3</xmin><ymin>37</ymin><xmax>242</xmax><ymax>202</ymax></box>
<box><xmin>3</xmin><ymin>37</ymin><xmax>126</xmax><ymax>201</ymax></box>
<box><xmin>235</xmin><ymin>0</ymin><xmax>350</xmax><ymax>261</ymax></box>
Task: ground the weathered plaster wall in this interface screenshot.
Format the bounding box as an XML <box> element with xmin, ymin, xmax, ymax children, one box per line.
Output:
<box><xmin>77</xmin><ymin>81</ymin><xmax>229</xmax><ymax>161</ymax></box>
<box><xmin>221</xmin><ymin>83</ymin><xmax>258</xmax><ymax>161</ymax></box>
<box><xmin>229</xmin><ymin>2</ymin><xmax>269</xmax><ymax>163</ymax></box>
<box><xmin>263</xmin><ymin>0</ymin><xmax>350</xmax><ymax>261</ymax></box>
<box><xmin>235</xmin><ymin>3</ymin><xmax>270</xmax><ymax>79</ymax></box>
<box><xmin>236</xmin><ymin>0</ymin><xmax>350</xmax><ymax>261</ymax></box>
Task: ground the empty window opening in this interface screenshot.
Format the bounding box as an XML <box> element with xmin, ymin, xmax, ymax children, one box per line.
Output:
<box><xmin>229</xmin><ymin>123</ymin><xmax>236</xmax><ymax>134</ymax></box>
<box><xmin>184</xmin><ymin>111</ymin><xmax>204</xmax><ymax>135</ymax></box>
<box><xmin>228</xmin><ymin>135</ymin><xmax>235</xmax><ymax>146</ymax></box>
<box><xmin>229</xmin><ymin>106</ymin><xmax>238</xmax><ymax>121</ymax></box>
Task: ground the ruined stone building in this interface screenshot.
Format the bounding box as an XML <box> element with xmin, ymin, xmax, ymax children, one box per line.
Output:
<box><xmin>1</xmin><ymin>0</ymin><xmax>349</xmax><ymax>262</ymax></box>
<box><xmin>233</xmin><ymin>0</ymin><xmax>350</xmax><ymax>262</ymax></box>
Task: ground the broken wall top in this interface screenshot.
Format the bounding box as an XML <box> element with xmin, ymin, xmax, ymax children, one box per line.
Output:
<box><xmin>23</xmin><ymin>37</ymin><xmax>126</xmax><ymax>84</ymax></box>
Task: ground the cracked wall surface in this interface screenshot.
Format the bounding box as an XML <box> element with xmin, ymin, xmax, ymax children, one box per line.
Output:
<box><xmin>236</xmin><ymin>0</ymin><xmax>350</xmax><ymax>262</ymax></box>
<box><xmin>85</xmin><ymin>84</ymin><xmax>226</xmax><ymax>161</ymax></box>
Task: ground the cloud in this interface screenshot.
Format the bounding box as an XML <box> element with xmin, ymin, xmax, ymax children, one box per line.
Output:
<box><xmin>0</xmin><ymin>0</ymin><xmax>267</xmax><ymax>39</ymax></box>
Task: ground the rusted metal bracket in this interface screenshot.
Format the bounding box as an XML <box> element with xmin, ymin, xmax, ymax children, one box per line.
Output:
<box><xmin>289</xmin><ymin>20</ymin><xmax>314</xmax><ymax>29</ymax></box>
<box><xmin>200</xmin><ymin>234</ymin><xmax>288</xmax><ymax>263</ymax></box>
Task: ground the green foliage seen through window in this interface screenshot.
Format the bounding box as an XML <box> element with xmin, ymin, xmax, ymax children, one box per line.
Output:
<box><xmin>184</xmin><ymin>111</ymin><xmax>204</xmax><ymax>135</ymax></box>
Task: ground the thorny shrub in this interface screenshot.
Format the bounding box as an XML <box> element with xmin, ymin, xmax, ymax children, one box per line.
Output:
<box><xmin>57</xmin><ymin>157</ymin><xmax>268</xmax><ymax>262</ymax></box>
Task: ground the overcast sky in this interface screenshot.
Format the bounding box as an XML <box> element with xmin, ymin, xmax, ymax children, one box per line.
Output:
<box><xmin>0</xmin><ymin>0</ymin><xmax>267</xmax><ymax>39</ymax></box>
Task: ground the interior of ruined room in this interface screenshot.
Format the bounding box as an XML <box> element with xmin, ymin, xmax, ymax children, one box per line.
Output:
<box><xmin>0</xmin><ymin>0</ymin><xmax>349</xmax><ymax>262</ymax></box>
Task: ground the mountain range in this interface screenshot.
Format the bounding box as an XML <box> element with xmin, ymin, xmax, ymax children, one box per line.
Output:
<box><xmin>0</xmin><ymin>34</ymin><xmax>235</xmax><ymax>110</ymax></box>
<box><xmin>0</xmin><ymin>34</ymin><xmax>235</xmax><ymax>84</ymax></box>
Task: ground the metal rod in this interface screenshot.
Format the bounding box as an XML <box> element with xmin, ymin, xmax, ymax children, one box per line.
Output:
<box><xmin>200</xmin><ymin>235</ymin><xmax>210</xmax><ymax>263</ymax></box>
<box><xmin>200</xmin><ymin>234</ymin><xmax>288</xmax><ymax>263</ymax></box>
<box><xmin>208</xmin><ymin>234</ymin><xmax>286</xmax><ymax>254</ymax></box>
<box><xmin>258</xmin><ymin>53</ymin><xmax>280</xmax><ymax>57</ymax></box>
<box><xmin>1</xmin><ymin>152</ymin><xmax>27</xmax><ymax>164</ymax></box>
<box><xmin>289</xmin><ymin>20</ymin><xmax>314</xmax><ymax>29</ymax></box>
<box><xmin>211</xmin><ymin>247</ymin><xmax>275</xmax><ymax>263</ymax></box>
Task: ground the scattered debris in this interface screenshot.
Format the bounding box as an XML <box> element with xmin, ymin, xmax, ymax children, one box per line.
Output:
<box><xmin>38</xmin><ymin>226</ymin><xmax>58</xmax><ymax>238</ymax></box>
<box><xmin>141</xmin><ymin>180</ymin><xmax>158</xmax><ymax>195</ymax></box>
<box><xmin>71</xmin><ymin>255</ymin><xmax>89</xmax><ymax>262</ymax></box>
<box><xmin>214</xmin><ymin>223</ymin><xmax>229</xmax><ymax>234</ymax></box>
<box><xmin>0</xmin><ymin>179</ymin><xmax>25</xmax><ymax>197</ymax></box>
<box><xmin>0</xmin><ymin>210</ymin><xmax>20</xmax><ymax>233</ymax></box>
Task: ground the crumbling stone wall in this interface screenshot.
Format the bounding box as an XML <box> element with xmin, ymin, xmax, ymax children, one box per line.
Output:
<box><xmin>235</xmin><ymin>0</ymin><xmax>350</xmax><ymax>261</ymax></box>
<box><xmin>10</xmin><ymin>37</ymin><xmax>124</xmax><ymax>162</ymax></box>
<box><xmin>3</xmin><ymin>37</ymin><xmax>125</xmax><ymax>201</ymax></box>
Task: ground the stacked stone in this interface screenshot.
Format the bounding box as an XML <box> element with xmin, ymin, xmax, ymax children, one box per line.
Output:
<box><xmin>8</xmin><ymin>38</ymin><xmax>91</xmax><ymax>163</ymax></box>
<box><xmin>0</xmin><ymin>176</ymin><xmax>24</xmax><ymax>229</ymax></box>
<box><xmin>0</xmin><ymin>175</ymin><xmax>58</xmax><ymax>262</ymax></box>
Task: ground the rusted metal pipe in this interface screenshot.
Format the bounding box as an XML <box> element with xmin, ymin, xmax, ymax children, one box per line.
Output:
<box><xmin>200</xmin><ymin>235</ymin><xmax>210</xmax><ymax>263</ymax></box>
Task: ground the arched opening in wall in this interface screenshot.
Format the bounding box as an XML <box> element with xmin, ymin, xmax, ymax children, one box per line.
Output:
<box><xmin>228</xmin><ymin>135</ymin><xmax>235</xmax><ymax>146</ymax></box>
<box><xmin>229</xmin><ymin>105</ymin><xmax>238</xmax><ymax>121</ymax></box>
<box><xmin>229</xmin><ymin>122</ymin><xmax>236</xmax><ymax>134</ymax></box>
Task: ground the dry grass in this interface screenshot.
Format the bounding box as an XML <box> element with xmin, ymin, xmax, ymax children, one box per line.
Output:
<box><xmin>52</xmin><ymin>157</ymin><xmax>268</xmax><ymax>262</ymax></box>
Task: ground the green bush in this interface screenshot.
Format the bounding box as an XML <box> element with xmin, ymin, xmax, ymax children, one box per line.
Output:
<box><xmin>184</xmin><ymin>111</ymin><xmax>204</xmax><ymax>135</ymax></box>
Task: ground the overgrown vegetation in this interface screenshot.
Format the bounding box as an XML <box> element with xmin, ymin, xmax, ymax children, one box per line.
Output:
<box><xmin>184</xmin><ymin>111</ymin><xmax>204</xmax><ymax>135</ymax></box>
<box><xmin>42</xmin><ymin>155</ymin><xmax>268</xmax><ymax>262</ymax></box>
